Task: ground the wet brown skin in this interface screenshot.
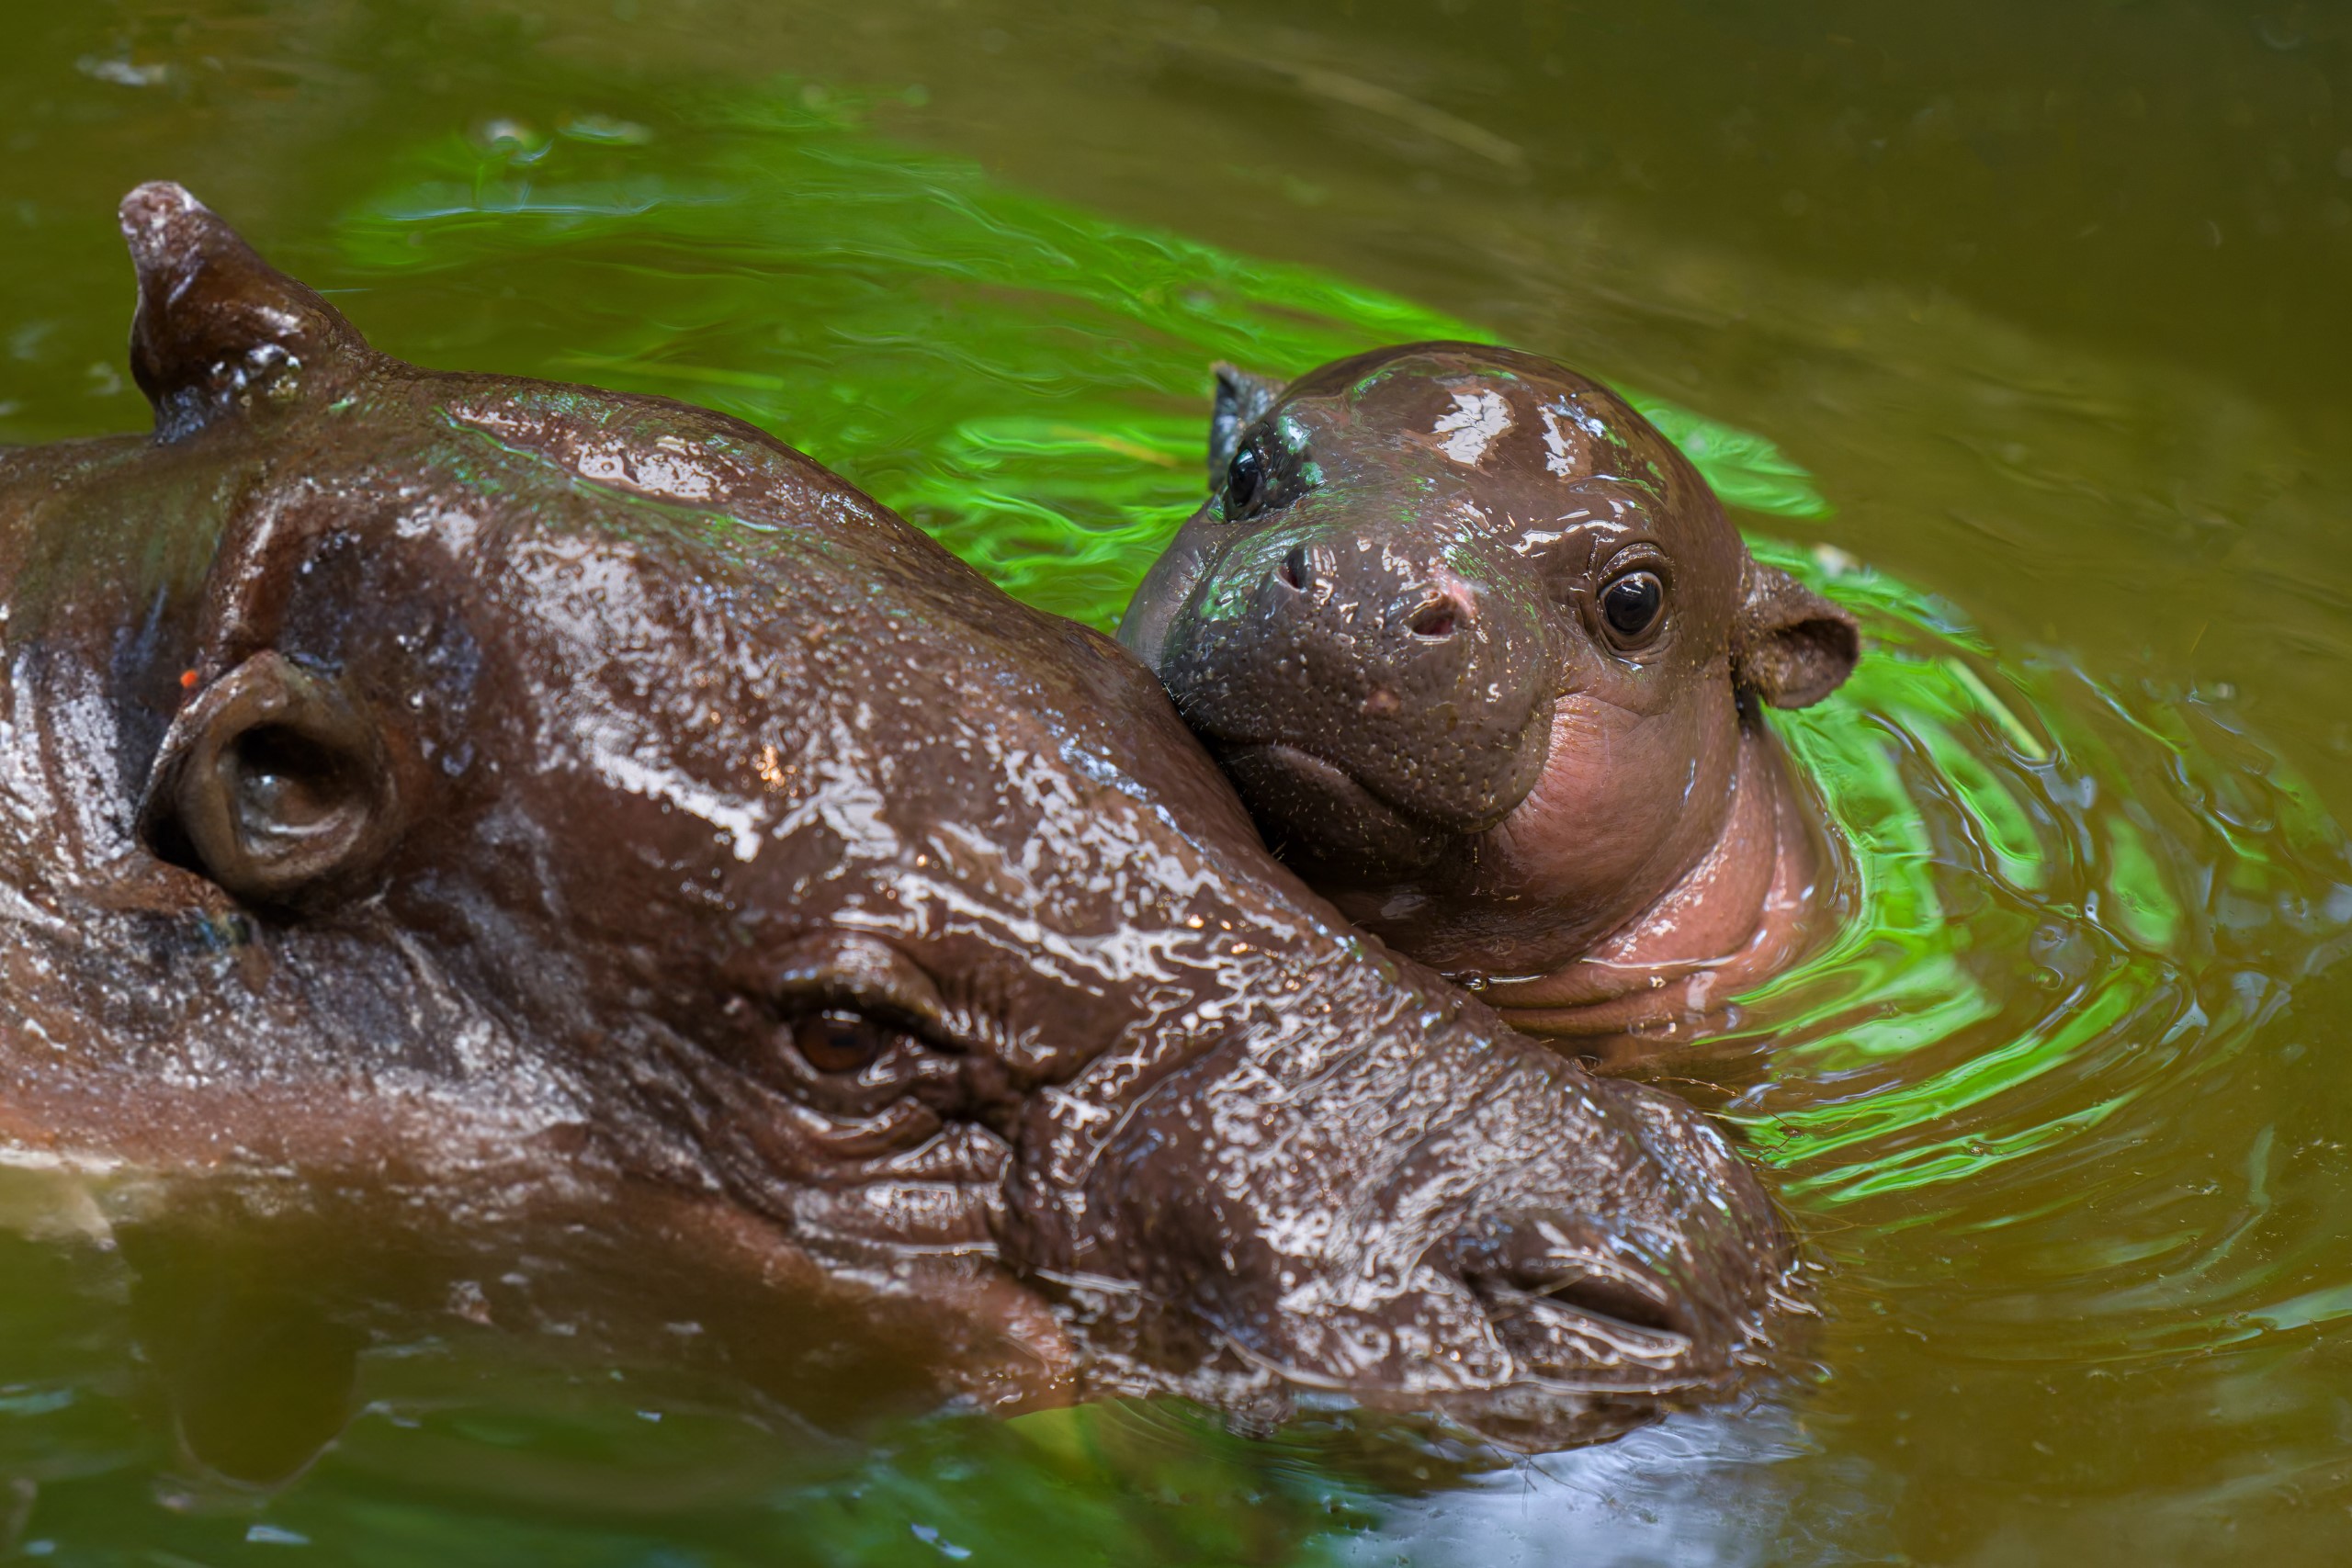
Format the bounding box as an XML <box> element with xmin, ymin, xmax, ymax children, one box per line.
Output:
<box><xmin>1121</xmin><ymin>345</ymin><xmax>1860</xmax><ymax>1056</ymax></box>
<box><xmin>0</xmin><ymin>187</ymin><xmax>1791</xmax><ymax>1452</ymax></box>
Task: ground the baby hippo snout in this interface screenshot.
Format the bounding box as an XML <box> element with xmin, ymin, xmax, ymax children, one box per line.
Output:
<box><xmin>1159</xmin><ymin>522</ymin><xmax>1559</xmax><ymax>877</ymax></box>
<box><xmin>1264</xmin><ymin>537</ymin><xmax>1481</xmax><ymax>685</ymax></box>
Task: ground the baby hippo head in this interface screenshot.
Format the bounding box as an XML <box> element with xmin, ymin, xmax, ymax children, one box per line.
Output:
<box><xmin>1121</xmin><ymin>344</ymin><xmax>1859</xmax><ymax>977</ymax></box>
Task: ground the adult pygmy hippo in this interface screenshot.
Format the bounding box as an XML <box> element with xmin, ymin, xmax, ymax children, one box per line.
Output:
<box><xmin>1121</xmin><ymin>345</ymin><xmax>1860</xmax><ymax>1048</ymax></box>
<box><xmin>0</xmin><ymin>187</ymin><xmax>1790</xmax><ymax>1450</ymax></box>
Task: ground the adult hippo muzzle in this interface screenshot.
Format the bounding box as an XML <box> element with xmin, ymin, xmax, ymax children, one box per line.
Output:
<box><xmin>0</xmin><ymin>189</ymin><xmax>1788</xmax><ymax>1449</ymax></box>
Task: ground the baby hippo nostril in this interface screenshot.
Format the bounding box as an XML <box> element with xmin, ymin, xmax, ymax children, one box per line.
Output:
<box><xmin>1276</xmin><ymin>544</ymin><xmax>1314</xmax><ymax>593</ymax></box>
<box><xmin>1407</xmin><ymin>598</ymin><xmax>1461</xmax><ymax>639</ymax></box>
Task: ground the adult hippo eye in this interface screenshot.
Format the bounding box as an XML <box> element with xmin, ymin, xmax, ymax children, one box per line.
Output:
<box><xmin>791</xmin><ymin>1008</ymin><xmax>904</xmax><ymax>1076</ymax></box>
<box><xmin>730</xmin><ymin>933</ymin><xmax>961</xmax><ymax>1112</ymax></box>
<box><xmin>1223</xmin><ymin>442</ymin><xmax>1267</xmax><ymax>521</ymax></box>
<box><xmin>1600</xmin><ymin>570</ymin><xmax>1667</xmax><ymax>648</ymax></box>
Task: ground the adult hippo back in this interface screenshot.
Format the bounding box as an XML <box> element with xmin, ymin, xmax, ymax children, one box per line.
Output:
<box><xmin>0</xmin><ymin>185</ymin><xmax>1785</xmax><ymax>1450</ymax></box>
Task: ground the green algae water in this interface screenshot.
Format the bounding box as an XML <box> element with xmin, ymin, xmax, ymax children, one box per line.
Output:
<box><xmin>6</xmin><ymin>2</ymin><xmax>2352</xmax><ymax>1562</ymax></box>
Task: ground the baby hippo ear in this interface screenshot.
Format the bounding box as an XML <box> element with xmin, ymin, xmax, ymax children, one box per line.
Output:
<box><xmin>118</xmin><ymin>182</ymin><xmax>371</xmax><ymax>438</ymax></box>
<box><xmin>138</xmin><ymin>653</ymin><xmax>403</xmax><ymax>913</ymax></box>
<box><xmin>1731</xmin><ymin>559</ymin><xmax>1861</xmax><ymax>709</ymax></box>
<box><xmin>1206</xmin><ymin>363</ymin><xmax>1283</xmax><ymax>484</ymax></box>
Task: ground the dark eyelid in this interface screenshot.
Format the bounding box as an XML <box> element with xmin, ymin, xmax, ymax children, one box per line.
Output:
<box><xmin>762</xmin><ymin>931</ymin><xmax>948</xmax><ymax>1040</ymax></box>
<box><xmin>1596</xmin><ymin>540</ymin><xmax>1669</xmax><ymax>580</ymax></box>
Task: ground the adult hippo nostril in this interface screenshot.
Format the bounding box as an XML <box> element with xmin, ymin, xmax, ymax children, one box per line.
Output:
<box><xmin>1534</xmin><ymin>1273</ymin><xmax>1690</xmax><ymax>1346</ymax></box>
<box><xmin>1446</xmin><ymin>1213</ymin><xmax>1703</xmax><ymax>1384</ymax></box>
<box><xmin>1483</xmin><ymin>1288</ymin><xmax>1697</xmax><ymax>1393</ymax></box>
<box><xmin>1276</xmin><ymin>543</ymin><xmax>1314</xmax><ymax>593</ymax></box>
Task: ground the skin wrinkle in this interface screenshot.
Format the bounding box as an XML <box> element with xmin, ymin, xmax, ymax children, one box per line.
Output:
<box><xmin>1230</xmin><ymin>1017</ymin><xmax>1512</xmax><ymax>1243</ymax></box>
<box><xmin>1051</xmin><ymin>1012</ymin><xmax>1248</xmax><ymax>1197</ymax></box>
<box><xmin>1123</xmin><ymin>343</ymin><xmax>1858</xmax><ymax>1052</ymax></box>
<box><xmin>1314</xmin><ymin>1055</ymin><xmax>1536</xmax><ymax>1260</ymax></box>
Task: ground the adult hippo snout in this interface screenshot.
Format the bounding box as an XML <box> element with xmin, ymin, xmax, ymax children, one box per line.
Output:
<box><xmin>0</xmin><ymin>186</ymin><xmax>1790</xmax><ymax>1447</ymax></box>
<box><xmin>1044</xmin><ymin>985</ymin><xmax>1777</xmax><ymax>1436</ymax></box>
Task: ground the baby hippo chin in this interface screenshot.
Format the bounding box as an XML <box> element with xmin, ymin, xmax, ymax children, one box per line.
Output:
<box><xmin>1119</xmin><ymin>342</ymin><xmax>1860</xmax><ymax>1058</ymax></box>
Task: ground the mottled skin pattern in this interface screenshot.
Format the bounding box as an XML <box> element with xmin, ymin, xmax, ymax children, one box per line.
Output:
<box><xmin>1122</xmin><ymin>346</ymin><xmax>1860</xmax><ymax>1056</ymax></box>
<box><xmin>0</xmin><ymin>188</ymin><xmax>1788</xmax><ymax>1451</ymax></box>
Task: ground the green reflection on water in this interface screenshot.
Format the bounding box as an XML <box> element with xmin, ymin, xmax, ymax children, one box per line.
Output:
<box><xmin>332</xmin><ymin>86</ymin><xmax>1825</xmax><ymax>631</ymax></box>
<box><xmin>1717</xmin><ymin>537</ymin><xmax>2346</xmax><ymax>1214</ymax></box>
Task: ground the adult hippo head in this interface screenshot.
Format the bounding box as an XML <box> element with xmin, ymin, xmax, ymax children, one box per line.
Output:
<box><xmin>1121</xmin><ymin>345</ymin><xmax>1860</xmax><ymax>1050</ymax></box>
<box><xmin>0</xmin><ymin>190</ymin><xmax>1788</xmax><ymax>1450</ymax></box>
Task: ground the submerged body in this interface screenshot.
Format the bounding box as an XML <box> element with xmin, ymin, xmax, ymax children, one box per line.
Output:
<box><xmin>0</xmin><ymin>188</ymin><xmax>1787</xmax><ymax>1453</ymax></box>
<box><xmin>1121</xmin><ymin>344</ymin><xmax>1860</xmax><ymax>1054</ymax></box>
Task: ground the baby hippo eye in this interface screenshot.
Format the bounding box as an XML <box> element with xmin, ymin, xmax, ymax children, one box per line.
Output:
<box><xmin>1224</xmin><ymin>443</ymin><xmax>1266</xmax><ymax>520</ymax></box>
<box><xmin>1600</xmin><ymin>570</ymin><xmax>1667</xmax><ymax>647</ymax></box>
<box><xmin>792</xmin><ymin>1009</ymin><xmax>902</xmax><ymax>1075</ymax></box>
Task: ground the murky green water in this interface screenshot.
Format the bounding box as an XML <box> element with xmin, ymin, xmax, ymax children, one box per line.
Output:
<box><xmin>6</xmin><ymin>1</ymin><xmax>2352</xmax><ymax>1562</ymax></box>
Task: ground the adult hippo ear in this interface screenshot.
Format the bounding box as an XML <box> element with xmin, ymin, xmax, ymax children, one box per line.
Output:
<box><xmin>1205</xmin><ymin>362</ymin><xmax>1283</xmax><ymax>484</ymax></box>
<box><xmin>1730</xmin><ymin>558</ymin><xmax>1862</xmax><ymax>709</ymax></box>
<box><xmin>116</xmin><ymin>184</ymin><xmax>404</xmax><ymax>909</ymax></box>
<box><xmin>118</xmin><ymin>181</ymin><xmax>373</xmax><ymax>440</ymax></box>
<box><xmin>137</xmin><ymin>652</ymin><xmax>403</xmax><ymax>913</ymax></box>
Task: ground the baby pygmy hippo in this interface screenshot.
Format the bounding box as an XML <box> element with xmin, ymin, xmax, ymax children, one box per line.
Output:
<box><xmin>1120</xmin><ymin>344</ymin><xmax>1859</xmax><ymax>1046</ymax></box>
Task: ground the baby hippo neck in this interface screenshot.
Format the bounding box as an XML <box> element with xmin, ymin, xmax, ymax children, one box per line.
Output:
<box><xmin>1473</xmin><ymin>724</ymin><xmax>1830</xmax><ymax>1046</ymax></box>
